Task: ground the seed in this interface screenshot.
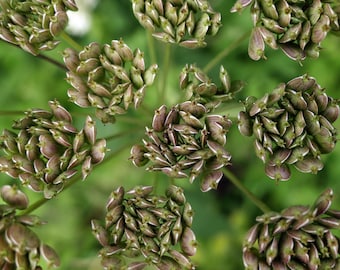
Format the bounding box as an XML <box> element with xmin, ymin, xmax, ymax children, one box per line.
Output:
<box><xmin>243</xmin><ymin>248</ymin><xmax>259</xmax><ymax>269</ymax></box>
<box><xmin>279</xmin><ymin>22</ymin><xmax>302</xmax><ymax>43</ymax></box>
<box><xmin>265</xmin><ymin>163</ymin><xmax>291</xmax><ymax>181</ymax></box>
<box><xmin>312</xmin><ymin>15</ymin><xmax>330</xmax><ymax>44</ymax></box>
<box><xmin>248</xmin><ymin>27</ymin><xmax>265</xmax><ymax>61</ymax></box>
<box><xmin>238</xmin><ymin>111</ymin><xmax>253</xmax><ymax>137</ymax></box>
<box><xmin>38</xmin><ymin>243</ymin><xmax>60</xmax><ymax>267</ymax></box>
<box><xmin>106</xmin><ymin>186</ymin><xmax>125</xmax><ymax>211</ymax></box>
<box><xmin>243</xmin><ymin>223</ymin><xmax>260</xmax><ymax>249</ymax></box>
<box><xmin>259</xmin><ymin>26</ymin><xmax>278</xmax><ymax>49</ymax></box>
<box><xmin>127</xmin><ymin>185</ymin><xmax>153</xmax><ymax>197</ymax></box>
<box><xmin>91</xmin><ymin>139</ymin><xmax>107</xmax><ymax>164</ymax></box>
<box><xmin>168</xmin><ymin>250</ymin><xmax>194</xmax><ymax>269</ymax></box>
<box><xmin>266</xmin><ymin>237</ymin><xmax>278</xmax><ymax>265</ymax></box>
<box><xmin>279</xmin><ymin>43</ymin><xmax>306</xmax><ymax>62</ymax></box>
<box><xmin>287</xmin><ymin>74</ymin><xmax>316</xmax><ymax>92</ymax></box>
<box><xmin>277</xmin><ymin>0</ymin><xmax>291</xmax><ymax>27</ymax></box>
<box><xmin>181</xmin><ymin>226</ymin><xmax>197</xmax><ymax>256</ymax></box>
<box><xmin>325</xmin><ymin>231</ymin><xmax>339</xmax><ymax>259</ymax></box>
<box><xmin>105</xmin><ymin>204</ymin><xmax>124</xmax><ymax>228</ymax></box>
<box><xmin>0</xmin><ymin>185</ymin><xmax>29</xmax><ymax>210</ymax></box>
<box><xmin>200</xmin><ymin>170</ymin><xmax>223</xmax><ymax>192</ymax></box>
<box><xmin>166</xmin><ymin>185</ymin><xmax>185</xmax><ymax>205</ymax></box>
<box><xmin>230</xmin><ymin>0</ymin><xmax>253</xmax><ymax>13</ymax></box>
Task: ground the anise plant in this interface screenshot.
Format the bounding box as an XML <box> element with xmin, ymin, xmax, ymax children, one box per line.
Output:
<box><xmin>0</xmin><ymin>0</ymin><xmax>339</xmax><ymax>269</ymax></box>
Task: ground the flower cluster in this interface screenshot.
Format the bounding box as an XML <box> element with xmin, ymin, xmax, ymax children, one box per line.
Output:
<box><xmin>0</xmin><ymin>0</ymin><xmax>77</xmax><ymax>55</ymax></box>
<box><xmin>130</xmin><ymin>101</ymin><xmax>232</xmax><ymax>191</ymax></box>
<box><xmin>92</xmin><ymin>185</ymin><xmax>196</xmax><ymax>270</ymax></box>
<box><xmin>243</xmin><ymin>188</ymin><xmax>340</xmax><ymax>269</ymax></box>
<box><xmin>0</xmin><ymin>100</ymin><xmax>106</xmax><ymax>198</ymax></box>
<box><xmin>231</xmin><ymin>0</ymin><xmax>340</xmax><ymax>61</ymax></box>
<box><xmin>132</xmin><ymin>0</ymin><xmax>221</xmax><ymax>48</ymax></box>
<box><xmin>0</xmin><ymin>185</ymin><xmax>60</xmax><ymax>269</ymax></box>
<box><xmin>63</xmin><ymin>39</ymin><xmax>158</xmax><ymax>123</ymax></box>
<box><xmin>238</xmin><ymin>74</ymin><xmax>339</xmax><ymax>181</ymax></box>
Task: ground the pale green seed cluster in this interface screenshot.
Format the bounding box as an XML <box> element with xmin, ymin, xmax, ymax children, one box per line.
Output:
<box><xmin>0</xmin><ymin>100</ymin><xmax>106</xmax><ymax>199</ymax></box>
<box><xmin>0</xmin><ymin>0</ymin><xmax>77</xmax><ymax>55</ymax></box>
<box><xmin>63</xmin><ymin>40</ymin><xmax>158</xmax><ymax>124</ymax></box>
<box><xmin>92</xmin><ymin>185</ymin><xmax>196</xmax><ymax>270</ymax></box>
<box><xmin>231</xmin><ymin>0</ymin><xmax>340</xmax><ymax>61</ymax></box>
<box><xmin>243</xmin><ymin>189</ymin><xmax>340</xmax><ymax>269</ymax></box>
<box><xmin>0</xmin><ymin>185</ymin><xmax>60</xmax><ymax>269</ymax></box>
<box><xmin>132</xmin><ymin>0</ymin><xmax>221</xmax><ymax>48</ymax></box>
<box><xmin>238</xmin><ymin>74</ymin><xmax>339</xmax><ymax>181</ymax></box>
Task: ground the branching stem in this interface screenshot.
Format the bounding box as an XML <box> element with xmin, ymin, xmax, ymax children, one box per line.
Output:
<box><xmin>0</xmin><ymin>39</ymin><xmax>67</xmax><ymax>70</ymax></box>
<box><xmin>203</xmin><ymin>31</ymin><xmax>250</xmax><ymax>73</ymax></box>
<box><xmin>147</xmin><ymin>31</ymin><xmax>157</xmax><ymax>65</ymax></box>
<box><xmin>37</xmin><ymin>54</ymin><xmax>68</xmax><ymax>70</ymax></box>
<box><xmin>159</xmin><ymin>43</ymin><xmax>172</xmax><ymax>105</ymax></box>
<box><xmin>223</xmin><ymin>167</ymin><xmax>271</xmax><ymax>213</ymax></box>
<box><xmin>104</xmin><ymin>128</ymin><xmax>143</xmax><ymax>141</ymax></box>
<box><xmin>60</xmin><ymin>31</ymin><xmax>83</xmax><ymax>51</ymax></box>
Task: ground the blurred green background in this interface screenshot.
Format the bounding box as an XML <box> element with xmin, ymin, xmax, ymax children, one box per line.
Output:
<box><xmin>0</xmin><ymin>0</ymin><xmax>340</xmax><ymax>269</ymax></box>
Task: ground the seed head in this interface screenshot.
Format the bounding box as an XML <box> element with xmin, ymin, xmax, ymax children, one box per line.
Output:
<box><xmin>92</xmin><ymin>185</ymin><xmax>196</xmax><ymax>269</ymax></box>
<box><xmin>131</xmin><ymin>101</ymin><xmax>232</xmax><ymax>192</ymax></box>
<box><xmin>243</xmin><ymin>188</ymin><xmax>340</xmax><ymax>269</ymax></box>
<box><xmin>132</xmin><ymin>0</ymin><xmax>221</xmax><ymax>48</ymax></box>
<box><xmin>231</xmin><ymin>0</ymin><xmax>340</xmax><ymax>61</ymax></box>
<box><xmin>0</xmin><ymin>0</ymin><xmax>77</xmax><ymax>55</ymax></box>
<box><xmin>64</xmin><ymin>39</ymin><xmax>158</xmax><ymax>123</ymax></box>
<box><xmin>0</xmin><ymin>188</ymin><xmax>60</xmax><ymax>269</ymax></box>
<box><xmin>238</xmin><ymin>74</ymin><xmax>338</xmax><ymax>181</ymax></box>
<box><xmin>0</xmin><ymin>100</ymin><xmax>107</xmax><ymax>198</ymax></box>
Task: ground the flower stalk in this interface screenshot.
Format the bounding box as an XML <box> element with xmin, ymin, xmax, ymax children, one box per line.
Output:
<box><xmin>223</xmin><ymin>167</ymin><xmax>271</xmax><ymax>213</ymax></box>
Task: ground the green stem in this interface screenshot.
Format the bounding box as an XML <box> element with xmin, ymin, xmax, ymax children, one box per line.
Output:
<box><xmin>159</xmin><ymin>43</ymin><xmax>172</xmax><ymax>105</ymax></box>
<box><xmin>213</xmin><ymin>101</ymin><xmax>244</xmax><ymax>119</ymax></box>
<box><xmin>19</xmin><ymin>144</ymin><xmax>131</xmax><ymax>216</ymax></box>
<box><xmin>104</xmin><ymin>127</ymin><xmax>143</xmax><ymax>141</ymax></box>
<box><xmin>0</xmin><ymin>39</ymin><xmax>67</xmax><ymax>70</ymax></box>
<box><xmin>37</xmin><ymin>54</ymin><xmax>67</xmax><ymax>70</ymax></box>
<box><xmin>18</xmin><ymin>197</ymin><xmax>48</xmax><ymax>216</ymax></box>
<box><xmin>147</xmin><ymin>31</ymin><xmax>157</xmax><ymax>65</ymax></box>
<box><xmin>60</xmin><ymin>31</ymin><xmax>83</xmax><ymax>51</ymax></box>
<box><xmin>223</xmin><ymin>168</ymin><xmax>271</xmax><ymax>213</ymax></box>
<box><xmin>203</xmin><ymin>31</ymin><xmax>250</xmax><ymax>73</ymax></box>
<box><xmin>117</xmin><ymin>115</ymin><xmax>149</xmax><ymax>126</ymax></box>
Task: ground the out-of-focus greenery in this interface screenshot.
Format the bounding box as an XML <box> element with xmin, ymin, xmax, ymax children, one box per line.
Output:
<box><xmin>0</xmin><ymin>1</ymin><xmax>340</xmax><ymax>269</ymax></box>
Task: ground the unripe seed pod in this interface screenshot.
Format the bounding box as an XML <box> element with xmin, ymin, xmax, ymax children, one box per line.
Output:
<box><xmin>0</xmin><ymin>185</ymin><xmax>29</xmax><ymax>210</ymax></box>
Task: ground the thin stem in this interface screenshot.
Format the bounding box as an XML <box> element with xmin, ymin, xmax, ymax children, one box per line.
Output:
<box><xmin>0</xmin><ymin>39</ymin><xmax>67</xmax><ymax>70</ymax></box>
<box><xmin>37</xmin><ymin>54</ymin><xmax>67</xmax><ymax>71</ymax></box>
<box><xmin>104</xmin><ymin>127</ymin><xmax>143</xmax><ymax>141</ymax></box>
<box><xmin>214</xmin><ymin>101</ymin><xmax>244</xmax><ymax>119</ymax></box>
<box><xmin>203</xmin><ymin>31</ymin><xmax>250</xmax><ymax>73</ymax></box>
<box><xmin>159</xmin><ymin>43</ymin><xmax>172</xmax><ymax>105</ymax></box>
<box><xmin>117</xmin><ymin>115</ymin><xmax>149</xmax><ymax>126</ymax></box>
<box><xmin>147</xmin><ymin>31</ymin><xmax>157</xmax><ymax>65</ymax></box>
<box><xmin>223</xmin><ymin>167</ymin><xmax>271</xmax><ymax>213</ymax></box>
<box><xmin>18</xmin><ymin>197</ymin><xmax>48</xmax><ymax>216</ymax></box>
<box><xmin>60</xmin><ymin>31</ymin><xmax>83</xmax><ymax>51</ymax></box>
<box><xmin>19</xmin><ymin>143</ymin><xmax>131</xmax><ymax>216</ymax></box>
<box><xmin>152</xmin><ymin>172</ymin><xmax>159</xmax><ymax>194</ymax></box>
